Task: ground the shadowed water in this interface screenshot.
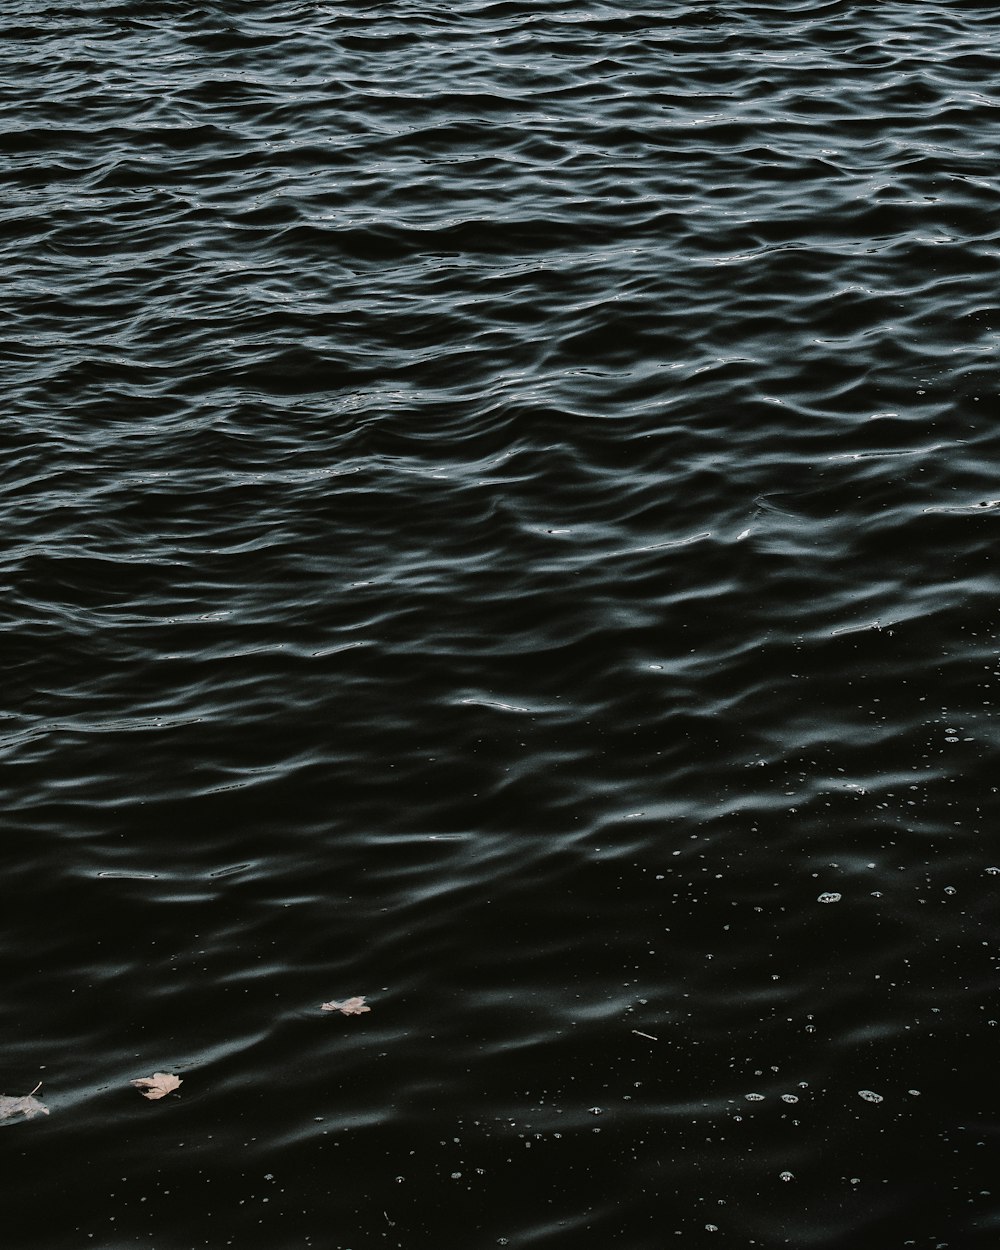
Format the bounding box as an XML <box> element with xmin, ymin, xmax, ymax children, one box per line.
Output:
<box><xmin>4</xmin><ymin>2</ymin><xmax>1000</xmax><ymax>1247</ymax></box>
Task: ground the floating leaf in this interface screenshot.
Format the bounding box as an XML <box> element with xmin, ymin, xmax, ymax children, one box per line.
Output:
<box><xmin>0</xmin><ymin>1082</ymin><xmax>48</xmax><ymax>1122</ymax></box>
<box><xmin>131</xmin><ymin>1072</ymin><xmax>182</xmax><ymax>1100</ymax></box>
<box><xmin>321</xmin><ymin>996</ymin><xmax>370</xmax><ymax>1016</ymax></box>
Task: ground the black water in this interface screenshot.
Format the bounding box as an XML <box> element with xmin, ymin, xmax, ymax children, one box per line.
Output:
<box><xmin>4</xmin><ymin>2</ymin><xmax>1000</xmax><ymax>1247</ymax></box>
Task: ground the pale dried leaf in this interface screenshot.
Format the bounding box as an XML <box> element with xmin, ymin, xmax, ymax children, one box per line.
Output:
<box><xmin>0</xmin><ymin>1092</ymin><xmax>49</xmax><ymax>1122</ymax></box>
<box><xmin>321</xmin><ymin>996</ymin><xmax>370</xmax><ymax>1016</ymax></box>
<box><xmin>131</xmin><ymin>1072</ymin><xmax>182</xmax><ymax>1100</ymax></box>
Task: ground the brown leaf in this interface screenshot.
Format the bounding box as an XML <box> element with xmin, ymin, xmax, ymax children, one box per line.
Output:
<box><xmin>0</xmin><ymin>1085</ymin><xmax>49</xmax><ymax>1122</ymax></box>
<box><xmin>131</xmin><ymin>1072</ymin><xmax>182</xmax><ymax>1100</ymax></box>
<box><xmin>321</xmin><ymin>996</ymin><xmax>371</xmax><ymax>1016</ymax></box>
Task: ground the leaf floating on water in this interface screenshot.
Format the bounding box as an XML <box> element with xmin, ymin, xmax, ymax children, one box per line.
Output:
<box><xmin>131</xmin><ymin>1072</ymin><xmax>182</xmax><ymax>1100</ymax></box>
<box><xmin>0</xmin><ymin>1094</ymin><xmax>49</xmax><ymax>1121</ymax></box>
<box><xmin>321</xmin><ymin>996</ymin><xmax>371</xmax><ymax>1016</ymax></box>
<box><xmin>0</xmin><ymin>1082</ymin><xmax>48</xmax><ymax>1122</ymax></box>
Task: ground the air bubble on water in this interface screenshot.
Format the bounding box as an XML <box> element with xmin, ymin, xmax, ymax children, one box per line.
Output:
<box><xmin>780</xmin><ymin>1171</ymin><xmax>794</xmax><ymax>1182</ymax></box>
<box><xmin>589</xmin><ymin>1107</ymin><xmax>603</xmax><ymax>1115</ymax></box>
<box><xmin>745</xmin><ymin>1093</ymin><xmax>764</xmax><ymax>1101</ymax></box>
<box><xmin>908</xmin><ymin>1090</ymin><xmax>921</xmax><ymax>1096</ymax></box>
<box><xmin>818</xmin><ymin>892</ymin><xmax>841</xmax><ymax>903</ymax></box>
<box><xmin>705</xmin><ymin>1224</ymin><xmax>719</xmax><ymax>1232</ymax></box>
<box><xmin>781</xmin><ymin>1094</ymin><xmax>799</xmax><ymax>1104</ymax></box>
<box><xmin>944</xmin><ymin>886</ymin><xmax>956</xmax><ymax>895</ymax></box>
<box><xmin>858</xmin><ymin>1090</ymin><xmax>883</xmax><ymax>1103</ymax></box>
<box><xmin>985</xmin><ymin>867</ymin><xmax>1000</xmax><ymax>876</ymax></box>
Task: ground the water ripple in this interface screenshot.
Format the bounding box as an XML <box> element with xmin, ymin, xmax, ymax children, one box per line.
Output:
<box><xmin>4</xmin><ymin>0</ymin><xmax>1000</xmax><ymax>1246</ymax></box>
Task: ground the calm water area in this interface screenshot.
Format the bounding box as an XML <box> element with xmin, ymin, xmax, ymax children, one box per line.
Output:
<box><xmin>4</xmin><ymin>2</ymin><xmax>1000</xmax><ymax>1247</ymax></box>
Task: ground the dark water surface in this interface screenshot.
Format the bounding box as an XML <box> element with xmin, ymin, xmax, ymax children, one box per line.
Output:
<box><xmin>4</xmin><ymin>2</ymin><xmax>1000</xmax><ymax>1246</ymax></box>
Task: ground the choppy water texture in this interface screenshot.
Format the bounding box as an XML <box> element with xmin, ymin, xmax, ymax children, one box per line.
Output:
<box><xmin>4</xmin><ymin>2</ymin><xmax>1000</xmax><ymax>1246</ymax></box>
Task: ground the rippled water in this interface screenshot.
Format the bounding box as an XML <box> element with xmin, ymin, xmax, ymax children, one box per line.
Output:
<box><xmin>4</xmin><ymin>2</ymin><xmax>1000</xmax><ymax>1246</ymax></box>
